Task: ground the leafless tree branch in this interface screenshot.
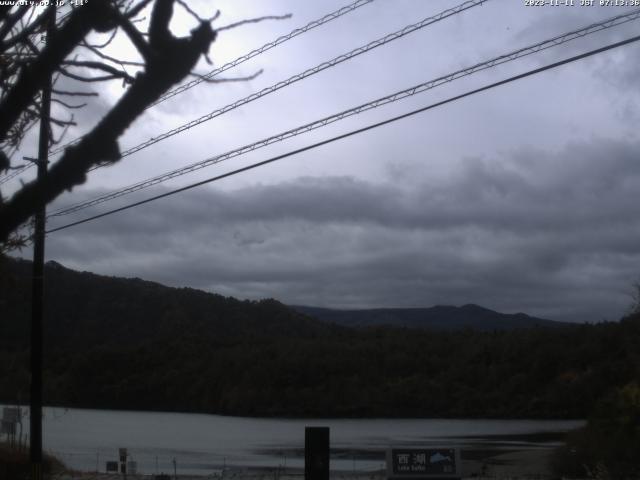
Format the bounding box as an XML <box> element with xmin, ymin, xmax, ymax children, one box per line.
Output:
<box><xmin>125</xmin><ymin>0</ymin><xmax>155</xmax><ymax>19</ymax></box>
<box><xmin>84</xmin><ymin>27</ymin><xmax>118</xmax><ymax>49</ymax></box>
<box><xmin>189</xmin><ymin>68</ymin><xmax>263</xmax><ymax>83</ymax></box>
<box><xmin>175</xmin><ymin>0</ymin><xmax>206</xmax><ymax>23</ymax></box>
<box><xmin>51</xmin><ymin>89</ymin><xmax>98</xmax><ymax>97</ymax></box>
<box><xmin>0</xmin><ymin>6</ymin><xmax>30</xmax><ymax>44</ymax></box>
<box><xmin>62</xmin><ymin>59</ymin><xmax>135</xmax><ymax>83</ymax></box>
<box><xmin>82</xmin><ymin>41</ymin><xmax>144</xmax><ymax>67</ymax></box>
<box><xmin>0</xmin><ymin>0</ymin><xmax>219</xmax><ymax>241</ymax></box>
<box><xmin>59</xmin><ymin>66</ymin><xmax>127</xmax><ymax>83</ymax></box>
<box><xmin>111</xmin><ymin>8</ymin><xmax>153</xmax><ymax>62</ymax></box>
<box><xmin>217</xmin><ymin>14</ymin><xmax>292</xmax><ymax>32</ymax></box>
<box><xmin>1</xmin><ymin>7</ymin><xmax>49</xmax><ymax>51</ymax></box>
<box><xmin>51</xmin><ymin>98</ymin><xmax>87</xmax><ymax>109</ymax></box>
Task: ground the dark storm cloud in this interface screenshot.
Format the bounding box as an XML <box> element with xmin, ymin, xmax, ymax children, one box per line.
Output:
<box><xmin>51</xmin><ymin>137</ymin><xmax>640</xmax><ymax>233</ymax></box>
<box><xmin>45</xmin><ymin>136</ymin><xmax>640</xmax><ymax>323</ymax></box>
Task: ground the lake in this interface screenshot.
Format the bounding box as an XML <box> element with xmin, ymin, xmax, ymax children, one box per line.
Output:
<box><xmin>10</xmin><ymin>406</ymin><xmax>584</xmax><ymax>475</ymax></box>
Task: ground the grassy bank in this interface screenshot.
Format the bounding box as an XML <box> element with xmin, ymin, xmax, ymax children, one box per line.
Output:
<box><xmin>0</xmin><ymin>442</ymin><xmax>66</xmax><ymax>480</ymax></box>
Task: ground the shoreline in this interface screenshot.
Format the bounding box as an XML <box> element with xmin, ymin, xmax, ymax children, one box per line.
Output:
<box><xmin>2</xmin><ymin>402</ymin><xmax>586</xmax><ymax>422</ymax></box>
<box><xmin>48</xmin><ymin>445</ymin><xmax>557</xmax><ymax>480</ymax></box>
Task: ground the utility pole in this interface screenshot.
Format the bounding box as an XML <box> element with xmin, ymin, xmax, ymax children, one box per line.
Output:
<box><xmin>30</xmin><ymin>5</ymin><xmax>55</xmax><ymax>480</ymax></box>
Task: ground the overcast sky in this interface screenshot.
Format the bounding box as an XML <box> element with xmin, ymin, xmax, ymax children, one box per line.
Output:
<box><xmin>7</xmin><ymin>0</ymin><xmax>640</xmax><ymax>323</ymax></box>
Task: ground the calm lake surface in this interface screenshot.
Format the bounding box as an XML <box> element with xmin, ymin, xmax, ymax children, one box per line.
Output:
<box><xmin>19</xmin><ymin>406</ymin><xmax>582</xmax><ymax>475</ymax></box>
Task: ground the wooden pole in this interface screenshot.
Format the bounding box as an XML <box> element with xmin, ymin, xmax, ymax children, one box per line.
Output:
<box><xmin>30</xmin><ymin>5</ymin><xmax>55</xmax><ymax>480</ymax></box>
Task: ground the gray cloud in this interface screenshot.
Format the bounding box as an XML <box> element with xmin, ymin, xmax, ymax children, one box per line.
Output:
<box><xmin>44</xmin><ymin>135</ymin><xmax>640</xmax><ymax>323</ymax></box>
<box><xmin>7</xmin><ymin>1</ymin><xmax>640</xmax><ymax>328</ymax></box>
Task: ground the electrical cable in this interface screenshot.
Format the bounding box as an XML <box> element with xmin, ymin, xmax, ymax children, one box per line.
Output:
<box><xmin>48</xmin><ymin>0</ymin><xmax>488</xmax><ymax>162</ymax></box>
<box><xmin>47</xmin><ymin>0</ymin><xmax>377</xmax><ymax>157</ymax></box>
<box><xmin>49</xmin><ymin>7</ymin><xmax>640</xmax><ymax>217</ymax></box>
<box><xmin>45</xmin><ymin>33</ymin><xmax>640</xmax><ymax>235</ymax></box>
<box><xmin>0</xmin><ymin>165</ymin><xmax>30</xmax><ymax>185</ymax></box>
<box><xmin>152</xmin><ymin>0</ymin><xmax>375</xmax><ymax>107</ymax></box>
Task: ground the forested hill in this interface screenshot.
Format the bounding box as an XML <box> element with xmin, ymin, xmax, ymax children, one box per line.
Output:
<box><xmin>0</xmin><ymin>257</ymin><xmax>337</xmax><ymax>351</ymax></box>
<box><xmin>292</xmin><ymin>304</ymin><xmax>568</xmax><ymax>330</ymax></box>
<box><xmin>1</xmin><ymin>258</ymin><xmax>565</xmax><ymax>350</ymax></box>
<box><xmin>1</xmin><ymin>256</ymin><xmax>639</xmax><ymax>419</ymax></box>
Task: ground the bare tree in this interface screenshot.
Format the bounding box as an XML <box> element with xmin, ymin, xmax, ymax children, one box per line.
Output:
<box><xmin>0</xmin><ymin>0</ymin><xmax>260</xmax><ymax>243</ymax></box>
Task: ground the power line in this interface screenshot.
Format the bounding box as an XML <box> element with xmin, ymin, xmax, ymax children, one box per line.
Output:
<box><xmin>0</xmin><ymin>6</ymin><xmax>80</xmax><ymax>184</ymax></box>
<box><xmin>49</xmin><ymin>7</ymin><xmax>640</xmax><ymax>218</ymax></box>
<box><xmin>0</xmin><ymin>0</ymin><xmax>478</xmax><ymax>192</ymax></box>
<box><xmin>152</xmin><ymin>0</ymin><xmax>375</xmax><ymax>107</ymax></box>
<box><xmin>47</xmin><ymin>0</ymin><xmax>376</xmax><ymax>157</ymax></box>
<box><xmin>0</xmin><ymin>6</ymin><xmax>118</xmax><ymax>186</ymax></box>
<box><xmin>0</xmin><ymin>7</ymin><xmax>68</xmax><ymax>186</ymax></box>
<box><xmin>71</xmin><ymin>0</ymin><xmax>487</xmax><ymax>164</ymax></box>
<box><xmin>0</xmin><ymin>165</ymin><xmax>30</xmax><ymax>185</ymax></box>
<box><xmin>45</xmin><ymin>33</ymin><xmax>640</xmax><ymax>235</ymax></box>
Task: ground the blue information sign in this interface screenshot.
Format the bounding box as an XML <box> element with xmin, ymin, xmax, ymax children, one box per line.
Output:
<box><xmin>387</xmin><ymin>448</ymin><xmax>461</xmax><ymax>480</ymax></box>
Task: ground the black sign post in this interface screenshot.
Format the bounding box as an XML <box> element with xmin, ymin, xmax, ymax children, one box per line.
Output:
<box><xmin>305</xmin><ymin>427</ymin><xmax>329</xmax><ymax>480</ymax></box>
<box><xmin>119</xmin><ymin>448</ymin><xmax>128</xmax><ymax>479</ymax></box>
<box><xmin>387</xmin><ymin>448</ymin><xmax>461</xmax><ymax>480</ymax></box>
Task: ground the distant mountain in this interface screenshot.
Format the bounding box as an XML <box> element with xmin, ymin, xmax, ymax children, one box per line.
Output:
<box><xmin>291</xmin><ymin>304</ymin><xmax>569</xmax><ymax>331</ymax></box>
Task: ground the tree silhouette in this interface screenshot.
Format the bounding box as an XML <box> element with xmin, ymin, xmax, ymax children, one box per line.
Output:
<box><xmin>0</xmin><ymin>0</ymin><xmax>268</xmax><ymax>243</ymax></box>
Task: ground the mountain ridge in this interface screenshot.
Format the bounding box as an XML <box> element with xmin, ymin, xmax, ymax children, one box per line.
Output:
<box><xmin>4</xmin><ymin>257</ymin><xmax>567</xmax><ymax>333</ymax></box>
<box><xmin>1</xmin><ymin>257</ymin><xmax>337</xmax><ymax>351</ymax></box>
<box><xmin>290</xmin><ymin>303</ymin><xmax>570</xmax><ymax>331</ymax></box>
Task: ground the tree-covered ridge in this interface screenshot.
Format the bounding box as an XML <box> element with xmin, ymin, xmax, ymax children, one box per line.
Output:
<box><xmin>291</xmin><ymin>304</ymin><xmax>569</xmax><ymax>331</ymax></box>
<box><xmin>1</xmin><ymin>257</ymin><xmax>639</xmax><ymax>418</ymax></box>
<box><xmin>0</xmin><ymin>258</ymin><xmax>335</xmax><ymax>351</ymax></box>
